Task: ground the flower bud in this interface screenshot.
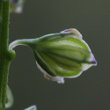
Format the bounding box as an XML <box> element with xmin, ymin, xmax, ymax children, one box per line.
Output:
<box><xmin>32</xmin><ymin>29</ymin><xmax>97</xmax><ymax>83</ymax></box>
<box><xmin>9</xmin><ymin>28</ymin><xmax>97</xmax><ymax>84</ymax></box>
<box><xmin>5</xmin><ymin>86</ymin><xmax>13</xmax><ymax>108</ymax></box>
<box><xmin>10</xmin><ymin>0</ymin><xmax>24</xmax><ymax>13</ymax></box>
<box><xmin>25</xmin><ymin>105</ymin><xmax>37</xmax><ymax>110</ymax></box>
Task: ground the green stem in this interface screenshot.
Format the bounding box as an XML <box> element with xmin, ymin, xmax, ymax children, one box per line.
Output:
<box><xmin>9</xmin><ymin>39</ymin><xmax>35</xmax><ymax>50</ymax></box>
<box><xmin>0</xmin><ymin>0</ymin><xmax>11</xmax><ymax>110</ymax></box>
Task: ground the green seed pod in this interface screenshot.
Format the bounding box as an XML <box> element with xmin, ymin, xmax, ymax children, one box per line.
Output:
<box><xmin>9</xmin><ymin>28</ymin><xmax>97</xmax><ymax>83</ymax></box>
<box><xmin>32</xmin><ymin>29</ymin><xmax>97</xmax><ymax>83</ymax></box>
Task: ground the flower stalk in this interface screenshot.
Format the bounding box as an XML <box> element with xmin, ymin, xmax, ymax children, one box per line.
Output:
<box><xmin>0</xmin><ymin>0</ymin><xmax>97</xmax><ymax>108</ymax></box>
<box><xmin>0</xmin><ymin>0</ymin><xmax>13</xmax><ymax>110</ymax></box>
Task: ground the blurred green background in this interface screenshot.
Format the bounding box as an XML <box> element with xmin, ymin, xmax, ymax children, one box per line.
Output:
<box><xmin>8</xmin><ymin>0</ymin><xmax>110</xmax><ymax>110</ymax></box>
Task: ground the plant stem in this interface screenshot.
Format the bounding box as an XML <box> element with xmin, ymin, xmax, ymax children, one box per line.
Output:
<box><xmin>0</xmin><ymin>0</ymin><xmax>11</xmax><ymax>110</ymax></box>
